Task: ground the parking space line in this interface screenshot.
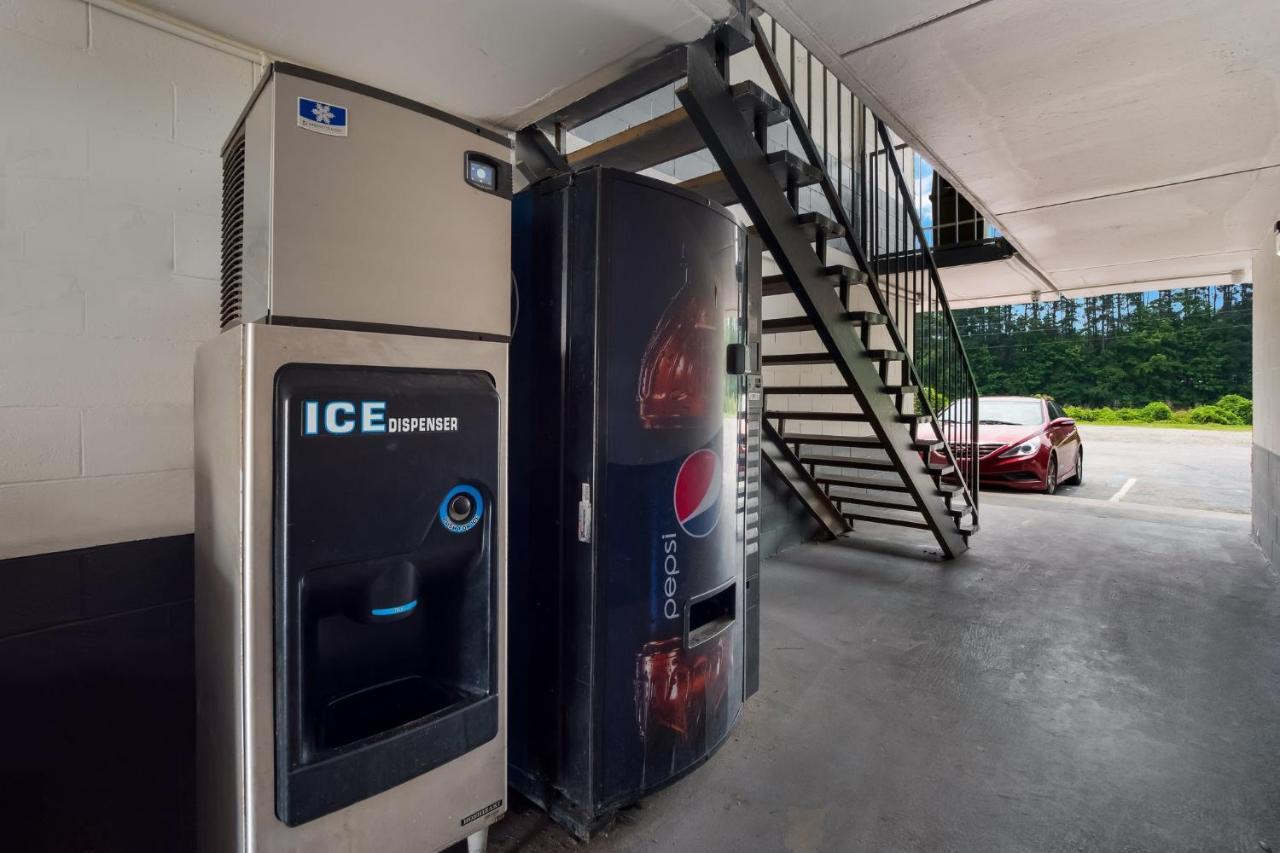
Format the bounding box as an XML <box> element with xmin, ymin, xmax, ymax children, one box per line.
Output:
<box><xmin>1109</xmin><ymin>477</ymin><xmax>1137</xmax><ymax>503</ymax></box>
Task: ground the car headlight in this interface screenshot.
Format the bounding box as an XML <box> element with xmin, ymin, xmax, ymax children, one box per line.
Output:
<box><xmin>999</xmin><ymin>441</ymin><xmax>1039</xmax><ymax>459</ymax></box>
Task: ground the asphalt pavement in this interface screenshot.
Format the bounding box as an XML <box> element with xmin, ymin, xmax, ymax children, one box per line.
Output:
<box><xmin>991</xmin><ymin>424</ymin><xmax>1253</xmax><ymax>514</ymax></box>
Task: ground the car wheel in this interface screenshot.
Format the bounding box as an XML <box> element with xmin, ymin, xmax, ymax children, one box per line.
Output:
<box><xmin>1064</xmin><ymin>448</ymin><xmax>1083</xmax><ymax>486</ymax></box>
<box><xmin>1042</xmin><ymin>456</ymin><xmax>1058</xmax><ymax>495</ymax></box>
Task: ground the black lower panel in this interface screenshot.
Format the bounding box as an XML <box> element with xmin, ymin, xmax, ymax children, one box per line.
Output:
<box><xmin>0</xmin><ymin>601</ymin><xmax>194</xmax><ymax>853</ymax></box>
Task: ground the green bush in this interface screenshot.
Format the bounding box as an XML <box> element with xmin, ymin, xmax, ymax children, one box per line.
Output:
<box><xmin>1215</xmin><ymin>394</ymin><xmax>1252</xmax><ymax>424</ymax></box>
<box><xmin>1188</xmin><ymin>405</ymin><xmax>1240</xmax><ymax>425</ymax></box>
<box><xmin>1140</xmin><ymin>401</ymin><xmax>1174</xmax><ymax>421</ymax></box>
<box><xmin>1044</xmin><ymin>398</ymin><xmax>1247</xmax><ymax>426</ymax></box>
<box><xmin>916</xmin><ymin>386</ymin><xmax>950</xmax><ymax>415</ymax></box>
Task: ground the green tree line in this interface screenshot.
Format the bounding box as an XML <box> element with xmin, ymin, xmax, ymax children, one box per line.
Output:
<box><xmin>933</xmin><ymin>285</ymin><xmax>1252</xmax><ymax>408</ymax></box>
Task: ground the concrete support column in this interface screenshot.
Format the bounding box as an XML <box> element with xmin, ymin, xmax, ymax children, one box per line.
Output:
<box><xmin>1252</xmin><ymin>222</ymin><xmax>1280</xmax><ymax>567</ymax></box>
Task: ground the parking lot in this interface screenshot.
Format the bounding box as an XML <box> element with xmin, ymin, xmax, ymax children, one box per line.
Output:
<box><xmin>1004</xmin><ymin>424</ymin><xmax>1253</xmax><ymax>515</ymax></box>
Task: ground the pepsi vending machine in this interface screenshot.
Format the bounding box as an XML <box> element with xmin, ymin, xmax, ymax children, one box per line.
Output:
<box><xmin>508</xmin><ymin>167</ymin><xmax>762</xmax><ymax>838</ymax></box>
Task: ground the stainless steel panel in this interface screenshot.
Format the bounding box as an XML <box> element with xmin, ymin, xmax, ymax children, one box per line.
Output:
<box><xmin>195</xmin><ymin>327</ymin><xmax>250</xmax><ymax>853</ymax></box>
<box><xmin>264</xmin><ymin>71</ymin><xmax>511</xmax><ymax>337</ymax></box>
<box><xmin>195</xmin><ymin>323</ymin><xmax>507</xmax><ymax>853</ymax></box>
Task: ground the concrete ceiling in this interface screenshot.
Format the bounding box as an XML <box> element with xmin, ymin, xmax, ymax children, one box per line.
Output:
<box><xmin>761</xmin><ymin>0</ymin><xmax>1280</xmax><ymax>303</ymax></box>
<box><xmin>134</xmin><ymin>0</ymin><xmax>736</xmax><ymax>130</ymax></box>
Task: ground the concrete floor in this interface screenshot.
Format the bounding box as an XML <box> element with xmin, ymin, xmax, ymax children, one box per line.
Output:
<box><xmin>481</xmin><ymin>481</ymin><xmax>1278</xmax><ymax>851</ymax></box>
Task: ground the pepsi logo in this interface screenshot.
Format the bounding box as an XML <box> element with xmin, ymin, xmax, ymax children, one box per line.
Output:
<box><xmin>673</xmin><ymin>449</ymin><xmax>721</xmax><ymax>538</ymax></box>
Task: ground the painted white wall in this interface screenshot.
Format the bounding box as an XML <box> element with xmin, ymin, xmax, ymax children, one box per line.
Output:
<box><xmin>0</xmin><ymin>0</ymin><xmax>262</xmax><ymax>559</ymax></box>
<box><xmin>1254</xmin><ymin>227</ymin><xmax>1279</xmax><ymax>457</ymax></box>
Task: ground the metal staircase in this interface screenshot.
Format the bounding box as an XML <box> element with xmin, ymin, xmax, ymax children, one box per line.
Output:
<box><xmin>517</xmin><ymin>9</ymin><xmax>980</xmax><ymax>558</ymax></box>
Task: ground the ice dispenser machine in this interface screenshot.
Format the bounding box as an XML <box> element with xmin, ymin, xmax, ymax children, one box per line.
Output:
<box><xmin>195</xmin><ymin>63</ymin><xmax>510</xmax><ymax>853</ymax></box>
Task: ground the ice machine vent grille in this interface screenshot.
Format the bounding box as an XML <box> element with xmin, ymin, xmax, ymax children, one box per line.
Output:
<box><xmin>219</xmin><ymin>134</ymin><xmax>247</xmax><ymax>330</ymax></box>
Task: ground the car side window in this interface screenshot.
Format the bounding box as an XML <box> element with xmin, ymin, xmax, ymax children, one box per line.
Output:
<box><xmin>1047</xmin><ymin>401</ymin><xmax>1062</xmax><ymax>421</ymax></box>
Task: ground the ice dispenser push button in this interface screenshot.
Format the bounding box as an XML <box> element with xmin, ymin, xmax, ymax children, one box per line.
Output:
<box><xmin>440</xmin><ymin>484</ymin><xmax>484</xmax><ymax>533</ymax></box>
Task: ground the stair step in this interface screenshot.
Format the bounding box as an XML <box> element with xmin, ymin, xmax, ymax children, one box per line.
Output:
<box><xmin>779</xmin><ymin>430</ymin><xmax>938</xmax><ymax>454</ymax></box>
<box><xmin>815</xmin><ymin>474</ymin><xmax>908</xmax><ymax>493</ymax></box>
<box><xmin>829</xmin><ymin>493</ymin><xmax>922</xmax><ymax>513</ymax></box>
<box><xmin>926</xmin><ymin>462</ymin><xmax>956</xmax><ymax>476</ymax></box>
<box><xmin>800</xmin><ymin>453</ymin><xmax>898</xmax><ymax>472</ymax></box>
<box><xmin>832</xmin><ymin>493</ymin><xmax>973</xmax><ymax>521</ymax></box>
<box><xmin>897</xmin><ymin>413</ymin><xmax>933</xmax><ymax>425</ymax></box>
<box><xmin>680</xmin><ymin>149</ymin><xmax>819</xmax><ymax>206</ymax></box>
<box><xmin>567</xmin><ymin>81</ymin><xmax>785</xmax><ymax>173</ymax></box>
<box><xmin>884</xmin><ymin>383</ymin><xmax>918</xmax><ymax>394</ymax></box>
<box><xmin>766</xmin><ymin>410</ymin><xmax>868</xmax><ymax>422</ymax></box>
<box><xmin>761</xmin><ymin>315</ymin><xmax>818</xmax><ymax>334</ymax></box>
<box><xmin>762</xmin><ymin>352</ymin><xmax>832</xmax><ymax>366</ymax></box>
<box><xmin>865</xmin><ymin>349</ymin><xmax>906</xmax><ymax>361</ymax></box>
<box><xmin>749</xmin><ymin>211</ymin><xmax>846</xmax><ymax>241</ymax></box>
<box><xmin>762</xmin><ymin>264</ymin><xmax>868</xmax><ymax>297</ymax></box>
<box><xmin>842</xmin><ymin>511</ymin><xmax>932</xmax><ymax>531</ymax></box>
<box><xmin>780</xmin><ymin>432</ymin><xmax>883</xmax><ymax>449</ymax></box>
<box><xmin>818</xmin><ymin>474</ymin><xmax>962</xmax><ymax>501</ymax></box>
<box><xmin>765</xmin><ymin>385</ymin><xmax>849</xmax><ymax>395</ymax></box>
<box><xmin>761</xmin><ymin>310</ymin><xmax>886</xmax><ymax>334</ymax></box>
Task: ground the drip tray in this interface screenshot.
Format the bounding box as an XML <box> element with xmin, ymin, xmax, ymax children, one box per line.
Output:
<box><xmin>319</xmin><ymin>676</ymin><xmax>468</xmax><ymax>750</ymax></box>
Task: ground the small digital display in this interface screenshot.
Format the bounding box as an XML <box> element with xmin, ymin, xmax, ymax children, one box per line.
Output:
<box><xmin>468</xmin><ymin>159</ymin><xmax>496</xmax><ymax>190</ymax></box>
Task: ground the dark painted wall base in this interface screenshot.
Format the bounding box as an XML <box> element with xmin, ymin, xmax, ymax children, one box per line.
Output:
<box><xmin>1254</xmin><ymin>444</ymin><xmax>1280</xmax><ymax>567</ymax></box>
<box><xmin>0</xmin><ymin>536</ymin><xmax>194</xmax><ymax>852</ymax></box>
<box><xmin>0</xmin><ymin>481</ymin><xmax>822</xmax><ymax>853</ymax></box>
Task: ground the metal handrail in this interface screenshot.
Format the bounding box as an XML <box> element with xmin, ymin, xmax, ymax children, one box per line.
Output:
<box><xmin>753</xmin><ymin>13</ymin><xmax>980</xmax><ymax>521</ymax></box>
<box><xmin>874</xmin><ymin>119</ymin><xmax>980</xmax><ymax>513</ymax></box>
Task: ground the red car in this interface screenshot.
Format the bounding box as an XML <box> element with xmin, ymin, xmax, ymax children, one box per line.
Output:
<box><xmin>930</xmin><ymin>396</ymin><xmax>1083</xmax><ymax>494</ymax></box>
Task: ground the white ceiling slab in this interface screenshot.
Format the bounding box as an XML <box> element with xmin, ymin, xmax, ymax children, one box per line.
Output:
<box><xmin>766</xmin><ymin>0</ymin><xmax>979</xmax><ymax>56</ymax></box>
<box><xmin>1001</xmin><ymin>167</ymin><xmax>1280</xmax><ymax>272</ymax></box>
<box><xmin>134</xmin><ymin>0</ymin><xmax>735</xmax><ymax>129</ymax></box>
<box><xmin>763</xmin><ymin>0</ymin><xmax>1280</xmax><ymax>299</ymax></box>
<box><xmin>836</xmin><ymin>0</ymin><xmax>1280</xmax><ymax>215</ymax></box>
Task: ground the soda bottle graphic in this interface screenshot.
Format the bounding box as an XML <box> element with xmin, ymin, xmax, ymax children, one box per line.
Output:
<box><xmin>637</xmin><ymin>258</ymin><xmax>721</xmax><ymax>430</ymax></box>
<box><xmin>631</xmin><ymin>249</ymin><xmax>733</xmax><ymax>784</ymax></box>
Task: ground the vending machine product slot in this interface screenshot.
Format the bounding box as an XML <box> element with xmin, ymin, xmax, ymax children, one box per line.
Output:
<box><xmin>687</xmin><ymin>581</ymin><xmax>737</xmax><ymax>647</ymax></box>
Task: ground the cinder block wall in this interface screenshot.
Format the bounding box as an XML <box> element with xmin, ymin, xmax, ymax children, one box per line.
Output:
<box><xmin>0</xmin><ymin>0</ymin><xmax>262</xmax><ymax>560</ymax></box>
<box><xmin>1253</xmin><ymin>226</ymin><xmax>1280</xmax><ymax>567</ymax></box>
